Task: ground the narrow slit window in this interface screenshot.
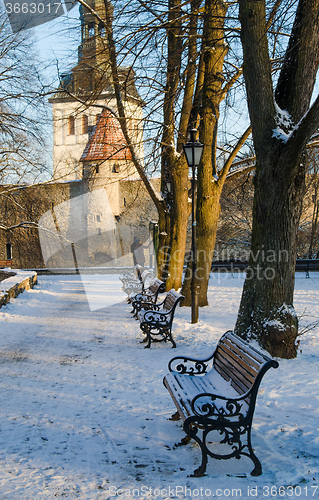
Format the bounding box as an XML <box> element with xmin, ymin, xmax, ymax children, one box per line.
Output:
<box><xmin>68</xmin><ymin>116</ymin><xmax>75</xmax><ymax>135</ymax></box>
<box><xmin>82</xmin><ymin>114</ymin><xmax>88</xmax><ymax>134</ymax></box>
<box><xmin>6</xmin><ymin>243</ymin><xmax>12</xmax><ymax>260</ymax></box>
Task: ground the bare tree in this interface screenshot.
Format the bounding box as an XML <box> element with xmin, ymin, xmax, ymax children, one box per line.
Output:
<box><xmin>75</xmin><ymin>0</ymin><xmax>255</xmax><ymax>298</ymax></box>
<box><xmin>235</xmin><ymin>0</ymin><xmax>319</xmax><ymax>358</ymax></box>
<box><xmin>0</xmin><ymin>9</ymin><xmax>48</xmax><ymax>184</ymax></box>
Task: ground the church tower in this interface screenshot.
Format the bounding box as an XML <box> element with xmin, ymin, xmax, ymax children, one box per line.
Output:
<box><xmin>49</xmin><ymin>0</ymin><xmax>143</xmax><ymax>215</ymax></box>
<box><xmin>73</xmin><ymin>0</ymin><xmax>111</xmax><ymax>93</ymax></box>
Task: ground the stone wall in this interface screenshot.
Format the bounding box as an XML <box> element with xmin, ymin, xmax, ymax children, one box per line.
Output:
<box><xmin>118</xmin><ymin>178</ymin><xmax>160</xmax><ymax>252</ymax></box>
<box><xmin>0</xmin><ymin>182</ymin><xmax>83</xmax><ymax>269</ymax></box>
<box><xmin>0</xmin><ymin>179</ymin><xmax>160</xmax><ymax>269</ymax></box>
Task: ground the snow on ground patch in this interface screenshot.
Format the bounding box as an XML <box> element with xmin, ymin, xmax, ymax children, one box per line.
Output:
<box><xmin>0</xmin><ymin>273</ymin><xmax>318</xmax><ymax>499</ymax></box>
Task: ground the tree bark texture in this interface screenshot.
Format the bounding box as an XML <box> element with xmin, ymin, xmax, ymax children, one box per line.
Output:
<box><xmin>235</xmin><ymin>148</ymin><xmax>305</xmax><ymax>358</ymax></box>
<box><xmin>165</xmin><ymin>156</ymin><xmax>191</xmax><ymax>290</ymax></box>
<box><xmin>235</xmin><ymin>0</ymin><xmax>319</xmax><ymax>358</ymax></box>
<box><xmin>181</xmin><ymin>0</ymin><xmax>228</xmax><ymax>306</ymax></box>
<box><xmin>160</xmin><ymin>0</ymin><xmax>200</xmax><ymax>289</ymax></box>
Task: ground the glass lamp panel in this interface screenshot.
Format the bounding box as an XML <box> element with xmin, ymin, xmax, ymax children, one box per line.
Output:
<box><xmin>193</xmin><ymin>144</ymin><xmax>204</xmax><ymax>166</ymax></box>
<box><xmin>183</xmin><ymin>144</ymin><xmax>194</xmax><ymax>167</ymax></box>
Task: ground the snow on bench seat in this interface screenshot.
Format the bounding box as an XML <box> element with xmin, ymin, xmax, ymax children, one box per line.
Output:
<box><xmin>163</xmin><ymin>331</ymin><xmax>279</xmax><ymax>477</ymax></box>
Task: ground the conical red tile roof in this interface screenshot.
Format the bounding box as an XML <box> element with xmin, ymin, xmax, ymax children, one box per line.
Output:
<box><xmin>80</xmin><ymin>110</ymin><xmax>132</xmax><ymax>162</ymax></box>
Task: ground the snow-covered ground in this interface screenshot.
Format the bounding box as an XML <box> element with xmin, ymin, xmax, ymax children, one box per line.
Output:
<box><xmin>0</xmin><ymin>272</ymin><xmax>318</xmax><ymax>499</ymax></box>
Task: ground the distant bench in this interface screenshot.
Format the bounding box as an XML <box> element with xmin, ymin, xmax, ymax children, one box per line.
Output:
<box><xmin>163</xmin><ymin>331</ymin><xmax>279</xmax><ymax>477</ymax></box>
<box><xmin>137</xmin><ymin>289</ymin><xmax>184</xmax><ymax>348</ymax></box>
<box><xmin>0</xmin><ymin>260</ymin><xmax>13</xmax><ymax>267</ymax></box>
<box><xmin>129</xmin><ymin>277</ymin><xmax>165</xmax><ymax>317</ymax></box>
<box><xmin>120</xmin><ymin>266</ymin><xmax>153</xmax><ymax>297</ymax></box>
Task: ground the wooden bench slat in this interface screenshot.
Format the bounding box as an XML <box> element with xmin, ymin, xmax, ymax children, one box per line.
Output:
<box><xmin>215</xmin><ymin>350</ymin><xmax>254</xmax><ymax>389</ymax></box>
<box><xmin>164</xmin><ymin>372</ymin><xmax>251</xmax><ymax>428</ymax></box>
<box><xmin>214</xmin><ymin>356</ymin><xmax>251</xmax><ymax>395</ymax></box>
<box><xmin>216</xmin><ymin>353</ymin><xmax>258</xmax><ymax>395</ymax></box>
<box><xmin>164</xmin><ymin>375</ymin><xmax>194</xmax><ymax>419</ymax></box>
<box><xmin>218</xmin><ymin>343</ymin><xmax>258</xmax><ymax>382</ymax></box>
<box><xmin>164</xmin><ymin>331</ymin><xmax>279</xmax><ymax>477</ymax></box>
<box><xmin>224</xmin><ymin>333</ymin><xmax>268</xmax><ymax>365</ymax></box>
<box><xmin>163</xmin><ymin>378</ymin><xmax>189</xmax><ymax>420</ymax></box>
<box><xmin>222</xmin><ymin>337</ymin><xmax>261</xmax><ymax>372</ymax></box>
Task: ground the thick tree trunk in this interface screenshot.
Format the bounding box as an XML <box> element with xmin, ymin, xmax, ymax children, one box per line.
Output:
<box><xmin>156</xmin><ymin>207</ymin><xmax>171</xmax><ymax>281</ymax></box>
<box><xmin>158</xmin><ymin>0</ymin><xmax>191</xmax><ymax>289</ymax></box>
<box><xmin>181</xmin><ymin>0</ymin><xmax>227</xmax><ymax>305</ymax></box>
<box><xmin>196</xmin><ymin>184</ymin><xmax>222</xmax><ymax>305</ymax></box>
<box><xmin>235</xmin><ymin>0</ymin><xmax>319</xmax><ymax>358</ymax></box>
<box><xmin>182</xmin><ymin>185</ymin><xmax>221</xmax><ymax>305</ymax></box>
<box><xmin>235</xmin><ymin>149</ymin><xmax>306</xmax><ymax>358</ymax></box>
<box><xmin>165</xmin><ymin>156</ymin><xmax>190</xmax><ymax>290</ymax></box>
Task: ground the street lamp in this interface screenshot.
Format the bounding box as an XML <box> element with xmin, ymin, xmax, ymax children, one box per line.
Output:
<box><xmin>183</xmin><ymin>129</ymin><xmax>204</xmax><ymax>323</ymax></box>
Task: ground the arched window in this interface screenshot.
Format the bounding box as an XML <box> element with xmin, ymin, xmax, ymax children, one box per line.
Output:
<box><xmin>82</xmin><ymin>114</ymin><xmax>88</xmax><ymax>134</ymax></box>
<box><xmin>68</xmin><ymin>116</ymin><xmax>75</xmax><ymax>135</ymax></box>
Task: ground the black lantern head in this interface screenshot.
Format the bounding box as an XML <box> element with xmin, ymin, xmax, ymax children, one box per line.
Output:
<box><xmin>183</xmin><ymin>129</ymin><xmax>204</xmax><ymax>168</ymax></box>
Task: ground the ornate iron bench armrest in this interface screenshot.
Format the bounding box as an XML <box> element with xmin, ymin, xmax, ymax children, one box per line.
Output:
<box><xmin>132</xmin><ymin>290</ymin><xmax>156</xmax><ymax>303</ymax></box>
<box><xmin>122</xmin><ymin>282</ymin><xmax>143</xmax><ymax>296</ymax></box>
<box><xmin>123</xmin><ymin>282</ymin><xmax>142</xmax><ymax>291</ymax></box>
<box><xmin>138</xmin><ymin>302</ymin><xmax>161</xmax><ymax>313</ymax></box>
<box><xmin>135</xmin><ymin>297</ymin><xmax>158</xmax><ymax>310</ymax></box>
<box><xmin>119</xmin><ymin>272</ymin><xmax>133</xmax><ymax>281</ymax></box>
<box><xmin>123</xmin><ymin>277</ymin><xmax>142</xmax><ymax>286</ymax></box>
<box><xmin>142</xmin><ymin>309</ymin><xmax>171</xmax><ymax>324</ymax></box>
<box><xmin>168</xmin><ymin>352</ymin><xmax>215</xmax><ymax>374</ymax></box>
<box><xmin>190</xmin><ymin>390</ymin><xmax>252</xmax><ymax>420</ymax></box>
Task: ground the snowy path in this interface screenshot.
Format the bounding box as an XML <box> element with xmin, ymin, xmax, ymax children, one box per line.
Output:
<box><xmin>0</xmin><ymin>274</ymin><xmax>318</xmax><ymax>499</ymax></box>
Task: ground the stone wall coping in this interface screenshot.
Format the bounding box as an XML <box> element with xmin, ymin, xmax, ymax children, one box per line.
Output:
<box><xmin>0</xmin><ymin>269</ymin><xmax>37</xmax><ymax>308</ymax></box>
<box><xmin>0</xmin><ymin>269</ymin><xmax>37</xmax><ymax>292</ymax></box>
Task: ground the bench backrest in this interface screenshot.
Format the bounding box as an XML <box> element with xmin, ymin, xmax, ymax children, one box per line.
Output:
<box><xmin>140</xmin><ymin>270</ymin><xmax>154</xmax><ymax>288</ymax></box>
<box><xmin>213</xmin><ymin>331</ymin><xmax>275</xmax><ymax>399</ymax></box>
<box><xmin>148</xmin><ymin>278</ymin><xmax>165</xmax><ymax>294</ymax></box>
<box><xmin>135</xmin><ymin>265</ymin><xmax>143</xmax><ymax>280</ymax></box>
<box><xmin>163</xmin><ymin>289</ymin><xmax>184</xmax><ymax>312</ymax></box>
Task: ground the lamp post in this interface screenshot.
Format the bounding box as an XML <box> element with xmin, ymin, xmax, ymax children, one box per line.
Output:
<box><xmin>183</xmin><ymin>129</ymin><xmax>204</xmax><ymax>323</ymax></box>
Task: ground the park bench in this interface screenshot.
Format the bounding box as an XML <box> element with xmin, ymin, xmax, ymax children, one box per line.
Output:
<box><xmin>120</xmin><ymin>266</ymin><xmax>153</xmax><ymax>297</ymax></box>
<box><xmin>119</xmin><ymin>264</ymin><xmax>142</xmax><ymax>286</ymax></box>
<box><xmin>137</xmin><ymin>289</ymin><xmax>184</xmax><ymax>348</ymax></box>
<box><xmin>0</xmin><ymin>260</ymin><xmax>13</xmax><ymax>268</ymax></box>
<box><xmin>121</xmin><ymin>265</ymin><xmax>142</xmax><ymax>279</ymax></box>
<box><xmin>163</xmin><ymin>331</ymin><xmax>279</xmax><ymax>477</ymax></box>
<box><xmin>129</xmin><ymin>277</ymin><xmax>165</xmax><ymax>316</ymax></box>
